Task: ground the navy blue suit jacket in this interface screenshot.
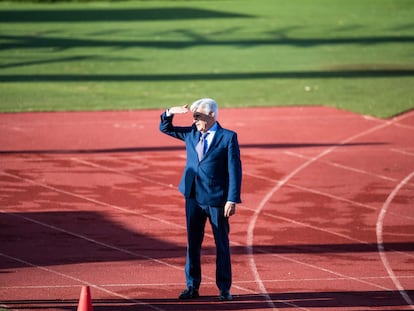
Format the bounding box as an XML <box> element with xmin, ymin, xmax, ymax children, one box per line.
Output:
<box><xmin>160</xmin><ymin>112</ymin><xmax>242</xmax><ymax>206</ymax></box>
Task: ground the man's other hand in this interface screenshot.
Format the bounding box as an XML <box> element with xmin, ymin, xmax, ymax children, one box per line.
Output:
<box><xmin>169</xmin><ymin>105</ymin><xmax>189</xmax><ymax>114</ymax></box>
<box><xmin>224</xmin><ymin>202</ymin><xmax>236</xmax><ymax>217</ymax></box>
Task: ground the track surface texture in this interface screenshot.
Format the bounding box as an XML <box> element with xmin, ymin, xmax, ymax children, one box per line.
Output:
<box><xmin>1</xmin><ymin>106</ymin><xmax>413</xmax><ymax>311</ymax></box>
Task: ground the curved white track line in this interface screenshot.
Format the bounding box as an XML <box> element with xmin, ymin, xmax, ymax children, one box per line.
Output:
<box><xmin>376</xmin><ymin>171</ymin><xmax>414</xmax><ymax>309</ymax></box>
<box><xmin>247</xmin><ymin>149</ymin><xmax>336</xmax><ymax>310</ymax></box>
<box><xmin>246</xmin><ymin>116</ymin><xmax>406</xmax><ymax>309</ymax></box>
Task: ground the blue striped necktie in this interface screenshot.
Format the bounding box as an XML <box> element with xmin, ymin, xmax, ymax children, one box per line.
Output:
<box><xmin>196</xmin><ymin>132</ymin><xmax>209</xmax><ymax>161</ymax></box>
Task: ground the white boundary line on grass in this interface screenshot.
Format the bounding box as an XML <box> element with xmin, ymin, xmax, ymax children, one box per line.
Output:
<box><xmin>376</xmin><ymin>171</ymin><xmax>414</xmax><ymax>309</ymax></box>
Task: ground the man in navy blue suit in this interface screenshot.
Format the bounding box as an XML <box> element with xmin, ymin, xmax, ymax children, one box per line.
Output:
<box><xmin>160</xmin><ymin>98</ymin><xmax>242</xmax><ymax>301</ymax></box>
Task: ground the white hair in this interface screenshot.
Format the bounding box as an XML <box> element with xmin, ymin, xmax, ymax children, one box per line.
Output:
<box><xmin>190</xmin><ymin>98</ymin><xmax>219</xmax><ymax>119</ymax></box>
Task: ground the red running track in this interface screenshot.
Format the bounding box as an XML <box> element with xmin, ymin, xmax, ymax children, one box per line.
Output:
<box><xmin>0</xmin><ymin>106</ymin><xmax>413</xmax><ymax>311</ymax></box>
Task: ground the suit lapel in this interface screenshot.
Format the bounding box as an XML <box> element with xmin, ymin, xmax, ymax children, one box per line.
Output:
<box><xmin>203</xmin><ymin>123</ymin><xmax>222</xmax><ymax>159</ymax></box>
<box><xmin>192</xmin><ymin>130</ymin><xmax>201</xmax><ymax>150</ymax></box>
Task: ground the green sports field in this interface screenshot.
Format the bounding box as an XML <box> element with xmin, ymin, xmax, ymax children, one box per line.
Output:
<box><xmin>0</xmin><ymin>0</ymin><xmax>413</xmax><ymax>117</ymax></box>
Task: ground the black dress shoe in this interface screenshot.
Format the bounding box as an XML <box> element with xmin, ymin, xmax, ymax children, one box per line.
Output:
<box><xmin>219</xmin><ymin>290</ymin><xmax>232</xmax><ymax>301</ymax></box>
<box><xmin>179</xmin><ymin>287</ymin><xmax>199</xmax><ymax>300</ymax></box>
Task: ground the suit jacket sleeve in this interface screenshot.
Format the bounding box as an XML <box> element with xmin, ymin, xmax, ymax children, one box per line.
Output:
<box><xmin>228</xmin><ymin>132</ymin><xmax>242</xmax><ymax>203</ymax></box>
<box><xmin>159</xmin><ymin>111</ymin><xmax>193</xmax><ymax>141</ymax></box>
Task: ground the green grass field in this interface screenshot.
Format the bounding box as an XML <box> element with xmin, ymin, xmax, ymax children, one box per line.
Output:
<box><xmin>1</xmin><ymin>0</ymin><xmax>414</xmax><ymax>117</ymax></box>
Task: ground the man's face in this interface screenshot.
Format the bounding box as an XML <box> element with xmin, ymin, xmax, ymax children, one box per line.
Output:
<box><xmin>193</xmin><ymin>107</ymin><xmax>215</xmax><ymax>133</ymax></box>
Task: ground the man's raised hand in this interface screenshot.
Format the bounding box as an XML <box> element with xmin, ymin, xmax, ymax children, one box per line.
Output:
<box><xmin>169</xmin><ymin>104</ymin><xmax>189</xmax><ymax>114</ymax></box>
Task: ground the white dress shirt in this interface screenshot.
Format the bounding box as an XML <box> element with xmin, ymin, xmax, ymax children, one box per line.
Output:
<box><xmin>204</xmin><ymin>122</ymin><xmax>218</xmax><ymax>153</ymax></box>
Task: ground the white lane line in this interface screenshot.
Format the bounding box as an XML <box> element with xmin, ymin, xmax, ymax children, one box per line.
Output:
<box><xmin>244</xmin><ymin>172</ymin><xmax>414</xmax><ymax>222</ymax></box>
<box><xmin>391</xmin><ymin>148</ymin><xmax>414</xmax><ymax>157</ymax></box>
<box><xmin>0</xmin><ymin>210</ymin><xmax>182</xmax><ymax>271</ymax></box>
<box><xmin>376</xmin><ymin>171</ymin><xmax>414</xmax><ymax>309</ymax></box>
<box><xmin>4</xmin><ymin>275</ymin><xmax>414</xmax><ymax>290</ymax></box>
<box><xmin>284</xmin><ymin>150</ymin><xmax>398</xmax><ymax>182</ymax></box>
<box><xmin>248</xmin><ymin>206</ymin><xmax>414</xmax><ymax>259</ymax></box>
<box><xmin>70</xmin><ymin>157</ymin><xmax>176</xmax><ymax>188</ymax></box>
<box><xmin>244</xmin><ymin>171</ymin><xmax>377</xmax><ymax>210</ymax></box>
<box><xmin>0</xmin><ymin>171</ymin><xmax>182</xmax><ymax>229</ymax></box>
<box><xmin>393</xmin><ymin>122</ymin><xmax>414</xmax><ymax>131</ymax></box>
<box><xmin>246</xmin><ymin>116</ymin><xmax>409</xmax><ymax>309</ymax></box>
<box><xmin>267</xmin><ymin>250</ymin><xmax>392</xmax><ymax>291</ymax></box>
<box><xmin>0</xmin><ymin>252</ymin><xmax>166</xmax><ymax>311</ymax></box>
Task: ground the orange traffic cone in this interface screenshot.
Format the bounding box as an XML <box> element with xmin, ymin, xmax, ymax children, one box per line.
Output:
<box><xmin>77</xmin><ymin>286</ymin><xmax>93</xmax><ymax>311</ymax></box>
